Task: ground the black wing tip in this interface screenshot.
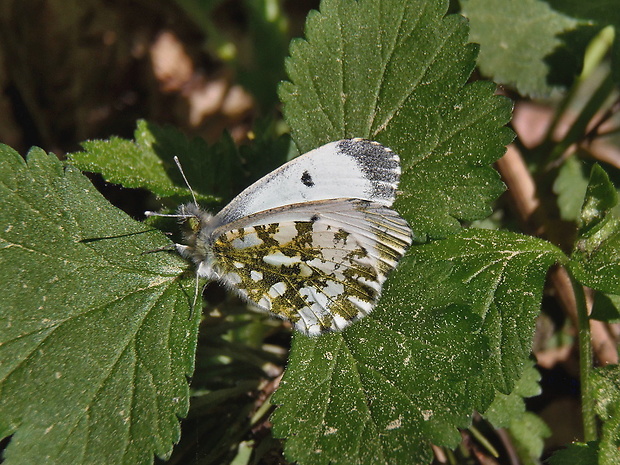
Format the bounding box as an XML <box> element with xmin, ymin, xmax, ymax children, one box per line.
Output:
<box><xmin>336</xmin><ymin>139</ymin><xmax>401</xmax><ymax>203</ymax></box>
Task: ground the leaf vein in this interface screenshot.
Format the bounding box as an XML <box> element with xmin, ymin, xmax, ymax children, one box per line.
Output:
<box><xmin>373</xmin><ymin>13</ymin><xmax>456</xmax><ymax>136</ymax></box>
<box><xmin>368</xmin><ymin>1</ymin><xmax>412</xmax><ymax>136</ymax></box>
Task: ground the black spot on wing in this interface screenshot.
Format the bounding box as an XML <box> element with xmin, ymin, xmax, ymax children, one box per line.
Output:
<box><xmin>301</xmin><ymin>170</ymin><xmax>315</xmax><ymax>187</ymax></box>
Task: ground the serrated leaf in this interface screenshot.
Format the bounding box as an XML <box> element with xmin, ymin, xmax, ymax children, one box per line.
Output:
<box><xmin>591</xmin><ymin>365</ymin><xmax>620</xmax><ymax>465</ymax></box>
<box><xmin>508</xmin><ymin>412</ymin><xmax>550</xmax><ymax>465</ymax></box>
<box><xmin>238</xmin><ymin>120</ymin><xmax>293</xmax><ymax>186</ymax></box>
<box><xmin>280</xmin><ymin>0</ymin><xmax>512</xmax><ymax>241</ymax></box>
<box><xmin>69</xmin><ymin>120</ymin><xmax>240</xmax><ymax>204</ymax></box>
<box><xmin>484</xmin><ymin>361</ymin><xmax>542</xmax><ymax>428</ymax></box>
<box><xmin>570</xmin><ymin>164</ymin><xmax>620</xmax><ymax>294</ymax></box>
<box><xmin>272</xmin><ymin>229</ymin><xmax>564</xmax><ymax>464</ymax></box>
<box><xmin>484</xmin><ymin>361</ymin><xmax>550</xmax><ymax>464</ymax></box>
<box><xmin>0</xmin><ymin>145</ymin><xmax>198</xmax><ymax>464</ymax></box>
<box><xmin>462</xmin><ymin>0</ymin><xmax>578</xmax><ymax>97</ymax></box>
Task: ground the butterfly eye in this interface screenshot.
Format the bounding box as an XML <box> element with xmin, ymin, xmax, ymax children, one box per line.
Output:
<box><xmin>187</xmin><ymin>216</ymin><xmax>201</xmax><ymax>233</ymax></box>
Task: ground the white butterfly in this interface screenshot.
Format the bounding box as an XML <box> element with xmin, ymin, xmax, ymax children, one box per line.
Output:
<box><xmin>150</xmin><ymin>139</ymin><xmax>412</xmax><ymax>336</ymax></box>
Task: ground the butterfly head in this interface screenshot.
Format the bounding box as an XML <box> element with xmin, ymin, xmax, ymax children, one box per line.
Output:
<box><xmin>176</xmin><ymin>203</ymin><xmax>217</xmax><ymax>267</ymax></box>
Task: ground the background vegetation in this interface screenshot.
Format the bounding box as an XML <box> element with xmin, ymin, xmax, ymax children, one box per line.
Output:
<box><xmin>0</xmin><ymin>1</ymin><xmax>619</xmax><ymax>464</ymax></box>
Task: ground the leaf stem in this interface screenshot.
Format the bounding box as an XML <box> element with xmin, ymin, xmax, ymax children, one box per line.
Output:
<box><xmin>567</xmin><ymin>267</ymin><xmax>596</xmax><ymax>442</ymax></box>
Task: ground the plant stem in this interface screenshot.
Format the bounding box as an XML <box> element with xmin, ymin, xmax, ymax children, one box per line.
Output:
<box><xmin>545</xmin><ymin>72</ymin><xmax>615</xmax><ymax>166</ymax></box>
<box><xmin>568</xmin><ymin>267</ymin><xmax>597</xmax><ymax>442</ymax></box>
<box><xmin>542</xmin><ymin>26</ymin><xmax>615</xmax><ymax>166</ymax></box>
<box><xmin>468</xmin><ymin>424</ymin><xmax>499</xmax><ymax>458</ymax></box>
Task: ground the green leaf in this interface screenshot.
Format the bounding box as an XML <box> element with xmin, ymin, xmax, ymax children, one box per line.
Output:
<box><xmin>508</xmin><ymin>412</ymin><xmax>551</xmax><ymax>465</ymax></box>
<box><xmin>547</xmin><ymin>442</ymin><xmax>598</xmax><ymax>465</ymax></box>
<box><xmin>272</xmin><ymin>229</ymin><xmax>564</xmax><ymax>464</ymax></box>
<box><xmin>238</xmin><ymin>119</ymin><xmax>293</xmax><ymax>187</ymax></box>
<box><xmin>280</xmin><ymin>0</ymin><xmax>512</xmax><ymax>241</ymax></box>
<box><xmin>570</xmin><ymin>164</ymin><xmax>620</xmax><ymax>294</ymax></box>
<box><xmin>591</xmin><ymin>365</ymin><xmax>620</xmax><ymax>465</ymax></box>
<box><xmin>546</xmin><ymin>0</ymin><xmax>620</xmax><ymax>83</ymax></box>
<box><xmin>484</xmin><ymin>361</ymin><xmax>542</xmax><ymax>428</ymax></box>
<box><xmin>590</xmin><ymin>292</ymin><xmax>620</xmax><ymax>323</ymax></box>
<box><xmin>579</xmin><ymin>164</ymin><xmax>619</xmax><ymax>232</ymax></box>
<box><xmin>553</xmin><ymin>155</ymin><xmax>590</xmax><ymax>222</ymax></box>
<box><xmin>0</xmin><ymin>145</ymin><xmax>198</xmax><ymax>464</ymax></box>
<box><xmin>70</xmin><ymin>120</ymin><xmax>292</xmax><ymax>212</ymax></box>
<box><xmin>484</xmin><ymin>361</ymin><xmax>550</xmax><ymax>463</ymax></box>
<box><xmin>69</xmin><ymin>120</ymin><xmax>240</xmax><ymax>204</ymax></box>
<box><xmin>462</xmin><ymin>0</ymin><xmax>578</xmax><ymax>96</ymax></box>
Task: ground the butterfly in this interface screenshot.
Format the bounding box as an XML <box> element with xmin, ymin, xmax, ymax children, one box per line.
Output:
<box><xmin>150</xmin><ymin>139</ymin><xmax>412</xmax><ymax>336</ymax></box>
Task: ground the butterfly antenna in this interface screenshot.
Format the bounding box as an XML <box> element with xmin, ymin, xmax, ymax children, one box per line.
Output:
<box><xmin>144</xmin><ymin>211</ymin><xmax>189</xmax><ymax>218</ymax></box>
<box><xmin>144</xmin><ymin>157</ymin><xmax>199</xmax><ymax>218</ymax></box>
<box><xmin>174</xmin><ymin>156</ymin><xmax>199</xmax><ymax>207</ymax></box>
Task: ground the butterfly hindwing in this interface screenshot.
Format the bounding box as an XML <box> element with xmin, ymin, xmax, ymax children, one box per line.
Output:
<box><xmin>208</xmin><ymin>199</ymin><xmax>412</xmax><ymax>335</ymax></box>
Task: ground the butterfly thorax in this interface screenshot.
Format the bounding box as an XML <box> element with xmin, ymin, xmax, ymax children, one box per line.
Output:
<box><xmin>176</xmin><ymin>203</ymin><xmax>222</xmax><ymax>280</ymax></box>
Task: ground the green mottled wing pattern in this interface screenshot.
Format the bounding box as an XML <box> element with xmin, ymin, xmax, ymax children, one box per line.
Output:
<box><xmin>210</xmin><ymin>199</ymin><xmax>411</xmax><ymax>335</ymax></box>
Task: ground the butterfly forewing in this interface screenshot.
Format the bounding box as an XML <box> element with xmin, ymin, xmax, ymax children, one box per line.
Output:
<box><xmin>209</xmin><ymin>199</ymin><xmax>412</xmax><ymax>335</ymax></box>
<box><xmin>214</xmin><ymin>139</ymin><xmax>401</xmax><ymax>227</ymax></box>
